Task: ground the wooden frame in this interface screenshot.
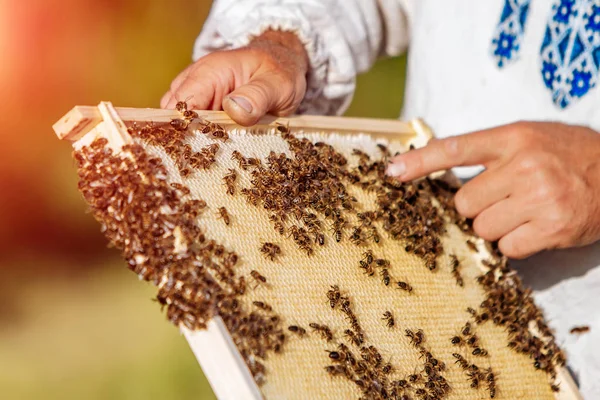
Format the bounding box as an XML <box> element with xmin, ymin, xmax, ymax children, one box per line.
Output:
<box><xmin>53</xmin><ymin>102</ymin><xmax>581</xmax><ymax>400</ymax></box>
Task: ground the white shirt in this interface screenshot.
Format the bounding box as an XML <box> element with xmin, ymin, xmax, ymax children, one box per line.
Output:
<box><xmin>194</xmin><ymin>1</ymin><xmax>600</xmax><ymax>397</ymax></box>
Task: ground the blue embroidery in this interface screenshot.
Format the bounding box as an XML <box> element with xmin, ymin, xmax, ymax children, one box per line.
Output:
<box><xmin>491</xmin><ymin>0</ymin><xmax>532</xmax><ymax>67</ymax></box>
<box><xmin>540</xmin><ymin>0</ymin><xmax>600</xmax><ymax>108</ymax></box>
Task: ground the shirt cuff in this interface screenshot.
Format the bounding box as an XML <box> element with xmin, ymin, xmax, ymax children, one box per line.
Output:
<box><xmin>193</xmin><ymin>4</ymin><xmax>356</xmax><ymax>116</ymax></box>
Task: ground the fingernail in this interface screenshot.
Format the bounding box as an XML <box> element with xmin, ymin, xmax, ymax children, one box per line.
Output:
<box><xmin>228</xmin><ymin>96</ymin><xmax>253</xmax><ymax>114</ymax></box>
<box><xmin>386</xmin><ymin>162</ymin><xmax>406</xmax><ymax>177</ymax></box>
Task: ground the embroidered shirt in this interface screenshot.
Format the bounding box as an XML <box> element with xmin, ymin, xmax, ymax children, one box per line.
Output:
<box><xmin>194</xmin><ymin>2</ymin><xmax>600</xmax><ymax>397</ymax></box>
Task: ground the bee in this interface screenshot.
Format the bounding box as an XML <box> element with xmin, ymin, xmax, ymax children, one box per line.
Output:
<box><xmin>231</xmin><ymin>150</ymin><xmax>246</xmax><ymax>169</ymax></box>
<box><xmin>452</xmin><ymin>353</ymin><xmax>469</xmax><ymax>370</ymax></box>
<box><xmin>211</xmin><ymin>129</ymin><xmax>229</xmax><ymax>141</ymax></box>
<box><xmin>466</xmin><ymin>239</ymin><xmax>478</xmax><ymax>252</ymax></box>
<box><xmin>462</xmin><ymin>322</ymin><xmax>472</xmax><ymax>336</ymax></box>
<box><xmin>260</xmin><ymin>242</ymin><xmax>281</xmax><ymax>261</ymax></box>
<box><xmin>288</xmin><ymin>325</ymin><xmax>306</xmax><ymax>336</ymax></box>
<box><xmin>382</xmin><ymin>311</ymin><xmax>394</xmax><ymax>328</ymax></box>
<box><xmin>179</xmin><ymin>167</ymin><xmax>191</xmax><ymax>178</ymax></box>
<box><xmin>344</xmin><ymin>329</ymin><xmax>363</xmax><ymax>346</ymax></box>
<box><xmin>217</xmin><ymin>206</ymin><xmax>231</xmax><ymax>225</ymax></box>
<box><xmin>275</xmin><ymin>123</ymin><xmax>289</xmax><ymax>134</ymax></box>
<box><xmin>375</xmin><ymin>258</ymin><xmax>390</xmax><ymax>267</ymax></box>
<box><xmin>485</xmin><ymin>367</ymin><xmax>497</xmax><ymax>398</ymax></box>
<box><xmin>170</xmin><ymin>118</ymin><xmax>190</xmax><ymax>131</ymax></box>
<box><xmin>405</xmin><ymin>329</ymin><xmax>424</xmax><ymax>347</ymax></box>
<box><xmin>250</xmin><ymin>270</ymin><xmax>267</xmax><ymax>287</ymax></box>
<box><xmin>397</xmin><ymin>280</ymin><xmax>413</xmax><ymax>293</ymax></box>
<box><xmin>362</xmin><ymin>250</ymin><xmax>374</xmax><ymax>264</ymax></box>
<box><xmin>359</xmin><ymin>260</ymin><xmax>375</xmax><ymax>276</ymax></box>
<box><xmin>175</xmin><ymin>96</ymin><xmax>192</xmax><ymax>113</ymax></box>
<box><xmin>380</xmin><ymin>268</ymin><xmax>390</xmax><ymax>286</ymax></box>
<box><xmin>450</xmin><ymin>335</ymin><xmax>463</xmax><ymax>346</ymax></box>
<box><xmin>324</xmin><ymin>365</ymin><xmax>348</xmax><ymax>377</ymax></box>
<box><xmin>570</xmin><ymin>325</ymin><xmax>590</xmax><ymax>334</ymax></box>
<box><xmin>182</xmin><ymin>109</ymin><xmax>198</xmax><ymax>120</ymax></box>
<box><xmin>315</xmin><ymin>233</ymin><xmax>325</xmax><ymax>246</ymax></box>
<box><xmin>369</xmin><ymin>226</ymin><xmax>380</xmax><ymax>243</ymax></box>
<box><xmin>222</xmin><ymin>168</ymin><xmax>237</xmax><ymax>195</ymax></box>
<box><xmin>253</xmin><ymin>301</ymin><xmax>272</xmax><ymax>312</ymax></box>
<box><xmin>352</xmin><ymin>149</ymin><xmax>370</xmax><ymax>159</ymax></box>
<box><xmin>309</xmin><ymin>323</ymin><xmax>333</xmax><ymax>341</ymax></box>
<box><xmin>273</xmin><ymin>221</ymin><xmax>285</xmax><ymax>235</ymax></box>
<box><xmin>450</xmin><ymin>254</ymin><xmax>464</xmax><ymax>287</ymax></box>
<box><xmin>349</xmin><ymin>226</ymin><xmax>363</xmax><ymax>245</ymax></box>
<box><xmin>170</xmin><ymin>182</ymin><xmax>191</xmax><ymax>195</ymax></box>
<box><xmin>382</xmin><ymin>362</ymin><xmax>393</xmax><ymax>374</ymax></box>
<box><xmin>472</xmin><ymin>347</ymin><xmax>488</xmax><ymax>357</ymax></box>
<box><xmin>327</xmin><ymin>285</ymin><xmax>341</xmax><ymax>308</ymax></box>
<box><xmin>551</xmin><ymin>383</ymin><xmax>560</xmax><ymax>392</ymax></box>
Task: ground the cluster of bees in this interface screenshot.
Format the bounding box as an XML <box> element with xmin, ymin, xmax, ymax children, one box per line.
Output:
<box><xmin>323</xmin><ymin>285</ymin><xmax>452</xmax><ymax>400</ymax></box>
<box><xmin>471</xmin><ymin>257</ymin><xmax>565</xmax><ymax>392</ymax></box>
<box><xmin>448</xmin><ymin>321</ymin><xmax>497</xmax><ymax>397</ymax></box>
<box><xmin>74</xmin><ymin>136</ymin><xmax>285</xmax><ymax>386</ymax></box>
<box><xmin>73</xmin><ymin>106</ymin><xmax>566</xmax><ymax>397</ymax></box>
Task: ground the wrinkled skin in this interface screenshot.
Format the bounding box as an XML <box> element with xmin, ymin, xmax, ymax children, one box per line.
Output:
<box><xmin>387</xmin><ymin>122</ymin><xmax>600</xmax><ymax>259</ymax></box>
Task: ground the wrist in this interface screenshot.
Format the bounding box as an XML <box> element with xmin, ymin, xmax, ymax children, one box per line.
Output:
<box><xmin>248</xmin><ymin>30</ymin><xmax>309</xmax><ymax>76</ymax></box>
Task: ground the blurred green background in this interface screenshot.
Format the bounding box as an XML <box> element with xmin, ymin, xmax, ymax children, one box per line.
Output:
<box><xmin>0</xmin><ymin>1</ymin><xmax>405</xmax><ymax>399</ymax></box>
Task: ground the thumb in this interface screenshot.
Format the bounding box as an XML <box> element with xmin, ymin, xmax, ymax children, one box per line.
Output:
<box><xmin>223</xmin><ymin>72</ymin><xmax>298</xmax><ymax>126</ymax></box>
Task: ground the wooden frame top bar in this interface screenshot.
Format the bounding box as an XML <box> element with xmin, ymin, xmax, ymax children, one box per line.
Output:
<box><xmin>53</xmin><ymin>106</ymin><xmax>419</xmax><ymax>143</ymax></box>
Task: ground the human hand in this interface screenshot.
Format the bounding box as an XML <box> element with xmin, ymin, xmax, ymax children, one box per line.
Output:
<box><xmin>386</xmin><ymin>122</ymin><xmax>600</xmax><ymax>259</ymax></box>
<box><xmin>161</xmin><ymin>30</ymin><xmax>309</xmax><ymax>126</ymax></box>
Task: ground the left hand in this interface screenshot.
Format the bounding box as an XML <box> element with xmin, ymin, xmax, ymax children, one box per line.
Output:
<box><xmin>386</xmin><ymin>121</ymin><xmax>600</xmax><ymax>259</ymax></box>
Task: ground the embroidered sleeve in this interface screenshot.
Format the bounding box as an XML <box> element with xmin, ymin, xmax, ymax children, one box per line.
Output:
<box><xmin>193</xmin><ymin>0</ymin><xmax>411</xmax><ymax>116</ymax></box>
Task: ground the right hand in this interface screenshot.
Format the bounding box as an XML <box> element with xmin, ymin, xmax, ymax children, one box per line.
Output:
<box><xmin>160</xmin><ymin>30</ymin><xmax>309</xmax><ymax>126</ymax></box>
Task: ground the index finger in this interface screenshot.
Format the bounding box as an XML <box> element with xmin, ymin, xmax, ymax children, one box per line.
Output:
<box><xmin>386</xmin><ymin>127</ymin><xmax>511</xmax><ymax>181</ymax></box>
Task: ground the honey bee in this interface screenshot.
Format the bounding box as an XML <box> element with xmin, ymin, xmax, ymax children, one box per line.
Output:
<box><xmin>369</xmin><ymin>226</ymin><xmax>380</xmax><ymax>243</ymax></box>
<box><xmin>472</xmin><ymin>347</ymin><xmax>488</xmax><ymax>357</ymax></box>
<box><xmin>217</xmin><ymin>206</ymin><xmax>231</xmax><ymax>225</ymax></box>
<box><xmin>324</xmin><ymin>365</ymin><xmax>348</xmax><ymax>377</ymax></box>
<box><xmin>375</xmin><ymin>258</ymin><xmax>390</xmax><ymax>267</ymax></box>
<box><xmin>309</xmin><ymin>323</ymin><xmax>333</xmax><ymax>341</ymax></box>
<box><xmin>170</xmin><ymin>118</ymin><xmax>190</xmax><ymax>131</ymax></box>
<box><xmin>359</xmin><ymin>260</ymin><xmax>375</xmax><ymax>276</ymax></box>
<box><xmin>405</xmin><ymin>329</ymin><xmax>423</xmax><ymax>347</ymax></box>
<box><xmin>570</xmin><ymin>325</ymin><xmax>590</xmax><ymax>334</ymax></box>
<box><xmin>260</xmin><ymin>242</ymin><xmax>281</xmax><ymax>261</ymax></box>
<box><xmin>485</xmin><ymin>367</ymin><xmax>497</xmax><ymax>398</ymax></box>
<box><xmin>450</xmin><ymin>254</ymin><xmax>464</xmax><ymax>287</ymax></box>
<box><xmin>212</xmin><ymin>129</ymin><xmax>229</xmax><ymax>141</ymax></box>
<box><xmin>380</xmin><ymin>268</ymin><xmax>390</xmax><ymax>286</ymax></box>
<box><xmin>362</xmin><ymin>250</ymin><xmax>374</xmax><ymax>264</ymax></box>
<box><xmin>315</xmin><ymin>233</ymin><xmax>325</xmax><ymax>245</ymax></box>
<box><xmin>397</xmin><ymin>281</ymin><xmax>413</xmax><ymax>293</ymax></box>
<box><xmin>551</xmin><ymin>383</ymin><xmax>560</xmax><ymax>392</ymax></box>
<box><xmin>175</xmin><ymin>96</ymin><xmax>192</xmax><ymax>113</ymax></box>
<box><xmin>452</xmin><ymin>353</ymin><xmax>469</xmax><ymax>370</ymax></box>
<box><xmin>253</xmin><ymin>301</ymin><xmax>272</xmax><ymax>312</ymax></box>
<box><xmin>466</xmin><ymin>239</ymin><xmax>478</xmax><ymax>252</ymax></box>
<box><xmin>327</xmin><ymin>285</ymin><xmax>341</xmax><ymax>308</ymax></box>
<box><xmin>350</xmin><ymin>226</ymin><xmax>364</xmax><ymax>245</ymax></box>
<box><xmin>273</xmin><ymin>221</ymin><xmax>285</xmax><ymax>235</ymax></box>
<box><xmin>250</xmin><ymin>270</ymin><xmax>267</xmax><ymax>287</ymax></box>
<box><xmin>450</xmin><ymin>335</ymin><xmax>464</xmax><ymax>346</ymax></box>
<box><xmin>183</xmin><ymin>109</ymin><xmax>198</xmax><ymax>120</ymax></box>
<box><xmin>222</xmin><ymin>169</ymin><xmax>237</xmax><ymax>195</ymax></box>
<box><xmin>462</xmin><ymin>322</ymin><xmax>472</xmax><ymax>336</ymax></box>
<box><xmin>288</xmin><ymin>325</ymin><xmax>307</xmax><ymax>336</ymax></box>
<box><xmin>382</xmin><ymin>311</ymin><xmax>394</xmax><ymax>328</ymax></box>
<box><xmin>382</xmin><ymin>362</ymin><xmax>393</xmax><ymax>374</ymax></box>
<box><xmin>170</xmin><ymin>182</ymin><xmax>191</xmax><ymax>195</ymax></box>
<box><xmin>344</xmin><ymin>329</ymin><xmax>363</xmax><ymax>346</ymax></box>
